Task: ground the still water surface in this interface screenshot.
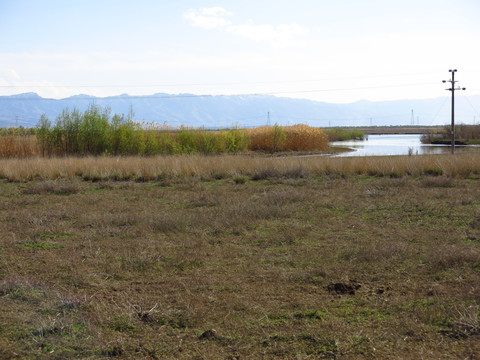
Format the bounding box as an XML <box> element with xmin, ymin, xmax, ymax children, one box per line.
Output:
<box><xmin>331</xmin><ymin>134</ymin><xmax>480</xmax><ymax>157</ymax></box>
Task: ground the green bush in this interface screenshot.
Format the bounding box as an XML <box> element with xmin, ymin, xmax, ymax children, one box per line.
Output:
<box><xmin>174</xmin><ymin>127</ymin><xmax>197</xmax><ymax>154</ymax></box>
<box><xmin>37</xmin><ymin>105</ymin><xmax>148</xmax><ymax>156</ymax></box>
<box><xmin>80</xmin><ymin>105</ymin><xmax>110</xmax><ymax>155</ymax></box>
<box><xmin>222</xmin><ymin>127</ymin><xmax>250</xmax><ymax>153</ymax></box>
<box><xmin>36</xmin><ymin>114</ymin><xmax>54</xmax><ymax>156</ymax></box>
<box><xmin>272</xmin><ymin>123</ymin><xmax>287</xmax><ymax>152</ymax></box>
<box><xmin>198</xmin><ymin>129</ymin><xmax>222</xmax><ymax>154</ymax></box>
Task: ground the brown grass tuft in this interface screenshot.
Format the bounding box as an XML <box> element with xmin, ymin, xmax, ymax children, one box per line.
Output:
<box><xmin>22</xmin><ymin>179</ymin><xmax>84</xmax><ymax>195</ymax></box>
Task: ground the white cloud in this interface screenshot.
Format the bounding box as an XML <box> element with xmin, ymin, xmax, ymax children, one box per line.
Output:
<box><xmin>184</xmin><ymin>7</ymin><xmax>233</xmax><ymax>29</ymax></box>
<box><xmin>184</xmin><ymin>8</ymin><xmax>310</xmax><ymax>47</ymax></box>
<box><xmin>227</xmin><ymin>20</ymin><xmax>309</xmax><ymax>47</ymax></box>
<box><xmin>201</xmin><ymin>7</ymin><xmax>233</xmax><ymax>17</ymax></box>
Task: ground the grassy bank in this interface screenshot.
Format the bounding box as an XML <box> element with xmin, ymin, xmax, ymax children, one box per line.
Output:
<box><xmin>0</xmin><ymin>163</ymin><xmax>479</xmax><ymax>359</ymax></box>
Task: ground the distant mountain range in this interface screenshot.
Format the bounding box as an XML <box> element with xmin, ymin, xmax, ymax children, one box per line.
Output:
<box><xmin>1</xmin><ymin>92</ymin><xmax>480</xmax><ymax>129</ymax></box>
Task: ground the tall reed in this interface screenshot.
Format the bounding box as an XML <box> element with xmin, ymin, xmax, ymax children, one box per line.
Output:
<box><xmin>0</xmin><ymin>136</ymin><xmax>38</xmax><ymax>158</ymax></box>
<box><xmin>248</xmin><ymin>124</ymin><xmax>328</xmax><ymax>152</ymax></box>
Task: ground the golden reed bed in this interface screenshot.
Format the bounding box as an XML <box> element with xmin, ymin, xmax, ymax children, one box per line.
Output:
<box><xmin>1</xmin><ymin>153</ymin><xmax>479</xmax><ymax>181</ymax></box>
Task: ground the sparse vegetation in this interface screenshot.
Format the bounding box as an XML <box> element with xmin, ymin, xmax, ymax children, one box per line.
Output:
<box><xmin>1</xmin><ymin>154</ymin><xmax>480</xmax><ymax>358</ymax></box>
<box><xmin>422</xmin><ymin>124</ymin><xmax>480</xmax><ymax>145</ymax></box>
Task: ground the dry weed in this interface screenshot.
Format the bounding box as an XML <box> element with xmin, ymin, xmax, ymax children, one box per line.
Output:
<box><xmin>248</xmin><ymin>124</ymin><xmax>328</xmax><ymax>152</ymax></box>
<box><xmin>0</xmin><ymin>135</ymin><xmax>38</xmax><ymax>158</ymax></box>
<box><xmin>22</xmin><ymin>179</ymin><xmax>84</xmax><ymax>195</ymax></box>
<box><xmin>452</xmin><ymin>305</ymin><xmax>480</xmax><ymax>337</ymax></box>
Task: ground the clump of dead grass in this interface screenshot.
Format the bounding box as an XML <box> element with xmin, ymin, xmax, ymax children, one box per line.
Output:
<box><xmin>452</xmin><ymin>305</ymin><xmax>480</xmax><ymax>338</ymax></box>
<box><xmin>425</xmin><ymin>244</ymin><xmax>480</xmax><ymax>272</ymax></box>
<box><xmin>421</xmin><ymin>176</ymin><xmax>455</xmax><ymax>188</ymax></box>
<box><xmin>22</xmin><ymin>179</ymin><xmax>84</xmax><ymax>195</ymax></box>
<box><xmin>0</xmin><ymin>278</ymin><xmax>37</xmax><ymax>297</ymax></box>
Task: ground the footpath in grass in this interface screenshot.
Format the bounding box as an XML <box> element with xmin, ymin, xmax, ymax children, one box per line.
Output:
<box><xmin>0</xmin><ymin>174</ymin><xmax>479</xmax><ymax>359</ymax></box>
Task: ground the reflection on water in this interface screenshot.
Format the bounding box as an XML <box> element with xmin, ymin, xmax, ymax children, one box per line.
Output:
<box><xmin>331</xmin><ymin>134</ymin><xmax>480</xmax><ymax>157</ymax></box>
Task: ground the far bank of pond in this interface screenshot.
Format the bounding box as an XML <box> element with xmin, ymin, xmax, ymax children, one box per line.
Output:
<box><xmin>331</xmin><ymin>134</ymin><xmax>480</xmax><ymax>157</ymax></box>
<box><xmin>340</xmin><ymin>126</ymin><xmax>444</xmax><ymax>135</ymax></box>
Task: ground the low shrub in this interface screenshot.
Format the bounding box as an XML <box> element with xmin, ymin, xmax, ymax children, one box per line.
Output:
<box><xmin>423</xmin><ymin>167</ymin><xmax>443</xmax><ymax>176</ymax></box>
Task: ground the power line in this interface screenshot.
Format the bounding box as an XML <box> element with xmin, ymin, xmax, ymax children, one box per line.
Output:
<box><xmin>0</xmin><ymin>71</ymin><xmax>447</xmax><ymax>89</ymax></box>
<box><xmin>459</xmin><ymin>93</ymin><xmax>480</xmax><ymax>118</ymax></box>
<box><xmin>425</xmin><ymin>97</ymin><xmax>449</xmax><ymax>126</ymax></box>
<box><xmin>0</xmin><ymin>81</ymin><xmax>441</xmax><ymax>100</ymax></box>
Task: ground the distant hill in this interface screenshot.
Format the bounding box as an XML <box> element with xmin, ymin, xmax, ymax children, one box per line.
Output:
<box><xmin>1</xmin><ymin>92</ymin><xmax>479</xmax><ymax>129</ymax></box>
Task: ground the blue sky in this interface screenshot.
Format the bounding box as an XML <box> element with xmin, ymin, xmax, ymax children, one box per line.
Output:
<box><xmin>1</xmin><ymin>0</ymin><xmax>479</xmax><ymax>103</ymax></box>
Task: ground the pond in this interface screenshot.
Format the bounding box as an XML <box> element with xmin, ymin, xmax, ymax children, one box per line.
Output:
<box><xmin>331</xmin><ymin>134</ymin><xmax>480</xmax><ymax>157</ymax></box>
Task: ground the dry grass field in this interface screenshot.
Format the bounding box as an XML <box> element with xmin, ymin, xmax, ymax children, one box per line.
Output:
<box><xmin>1</xmin><ymin>152</ymin><xmax>480</xmax><ymax>182</ymax></box>
<box><xmin>1</xmin><ymin>154</ymin><xmax>480</xmax><ymax>359</ymax></box>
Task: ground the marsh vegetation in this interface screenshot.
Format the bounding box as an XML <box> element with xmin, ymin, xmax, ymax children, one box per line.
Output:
<box><xmin>0</xmin><ymin>105</ymin><xmax>331</xmax><ymax>158</ymax></box>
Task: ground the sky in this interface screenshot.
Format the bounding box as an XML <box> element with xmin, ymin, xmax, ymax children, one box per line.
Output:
<box><xmin>1</xmin><ymin>0</ymin><xmax>480</xmax><ymax>103</ymax></box>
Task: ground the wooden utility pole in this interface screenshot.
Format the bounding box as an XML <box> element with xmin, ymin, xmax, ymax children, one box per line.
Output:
<box><xmin>443</xmin><ymin>69</ymin><xmax>466</xmax><ymax>154</ymax></box>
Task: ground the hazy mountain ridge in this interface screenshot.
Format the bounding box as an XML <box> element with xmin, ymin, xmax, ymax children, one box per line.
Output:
<box><xmin>1</xmin><ymin>92</ymin><xmax>479</xmax><ymax>129</ymax></box>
